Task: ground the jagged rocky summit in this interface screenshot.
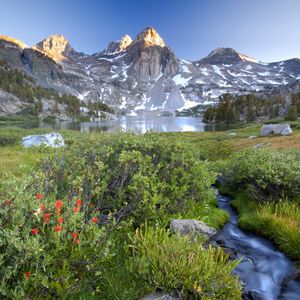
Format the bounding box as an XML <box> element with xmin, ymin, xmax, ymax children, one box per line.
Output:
<box><xmin>1</xmin><ymin>27</ymin><xmax>300</xmax><ymax>116</ymax></box>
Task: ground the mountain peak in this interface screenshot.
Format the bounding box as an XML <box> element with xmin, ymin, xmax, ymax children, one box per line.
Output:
<box><xmin>106</xmin><ymin>34</ymin><xmax>132</xmax><ymax>54</ymax></box>
<box><xmin>201</xmin><ymin>47</ymin><xmax>258</xmax><ymax>64</ymax></box>
<box><xmin>119</xmin><ymin>34</ymin><xmax>133</xmax><ymax>49</ymax></box>
<box><xmin>34</xmin><ymin>34</ymin><xmax>75</xmax><ymax>60</ymax></box>
<box><xmin>209</xmin><ymin>47</ymin><xmax>238</xmax><ymax>56</ymax></box>
<box><xmin>134</xmin><ymin>27</ymin><xmax>165</xmax><ymax>47</ymax></box>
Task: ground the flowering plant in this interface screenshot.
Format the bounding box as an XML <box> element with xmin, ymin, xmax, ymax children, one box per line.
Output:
<box><xmin>0</xmin><ymin>181</ymin><xmax>114</xmax><ymax>298</ymax></box>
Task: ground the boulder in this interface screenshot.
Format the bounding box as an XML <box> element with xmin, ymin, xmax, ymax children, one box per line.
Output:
<box><xmin>260</xmin><ymin>124</ymin><xmax>292</xmax><ymax>136</ymax></box>
<box><xmin>141</xmin><ymin>292</ymin><xmax>181</xmax><ymax>300</ymax></box>
<box><xmin>170</xmin><ymin>219</ymin><xmax>217</xmax><ymax>239</ymax></box>
<box><xmin>22</xmin><ymin>132</ymin><xmax>64</xmax><ymax>148</ymax></box>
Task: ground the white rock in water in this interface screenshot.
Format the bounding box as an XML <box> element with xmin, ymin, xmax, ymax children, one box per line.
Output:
<box><xmin>260</xmin><ymin>124</ymin><xmax>292</xmax><ymax>136</ymax></box>
<box><xmin>22</xmin><ymin>132</ymin><xmax>65</xmax><ymax>148</ymax></box>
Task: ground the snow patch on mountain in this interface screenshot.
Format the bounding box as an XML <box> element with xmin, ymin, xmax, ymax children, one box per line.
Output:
<box><xmin>173</xmin><ymin>74</ymin><xmax>192</xmax><ymax>86</ymax></box>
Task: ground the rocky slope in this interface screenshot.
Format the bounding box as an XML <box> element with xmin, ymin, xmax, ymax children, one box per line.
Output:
<box><xmin>0</xmin><ymin>28</ymin><xmax>300</xmax><ymax>116</ymax></box>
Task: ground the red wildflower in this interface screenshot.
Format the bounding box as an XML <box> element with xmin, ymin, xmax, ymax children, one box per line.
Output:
<box><xmin>24</xmin><ymin>272</ymin><xmax>31</xmax><ymax>278</ymax></box>
<box><xmin>36</xmin><ymin>193</ymin><xmax>43</xmax><ymax>200</ymax></box>
<box><xmin>54</xmin><ymin>225</ymin><xmax>62</xmax><ymax>232</ymax></box>
<box><xmin>55</xmin><ymin>200</ymin><xmax>63</xmax><ymax>209</ymax></box>
<box><xmin>40</xmin><ymin>203</ymin><xmax>45</xmax><ymax>212</ymax></box>
<box><xmin>75</xmin><ymin>239</ymin><xmax>80</xmax><ymax>245</ymax></box>
<box><xmin>75</xmin><ymin>199</ymin><xmax>83</xmax><ymax>207</ymax></box>
<box><xmin>91</xmin><ymin>217</ymin><xmax>98</xmax><ymax>224</ymax></box>
<box><xmin>71</xmin><ymin>232</ymin><xmax>78</xmax><ymax>239</ymax></box>
<box><xmin>57</xmin><ymin>217</ymin><xmax>64</xmax><ymax>224</ymax></box>
<box><xmin>31</xmin><ymin>228</ymin><xmax>39</xmax><ymax>235</ymax></box>
<box><xmin>73</xmin><ymin>207</ymin><xmax>79</xmax><ymax>214</ymax></box>
<box><xmin>4</xmin><ymin>199</ymin><xmax>12</xmax><ymax>206</ymax></box>
<box><xmin>43</xmin><ymin>213</ymin><xmax>51</xmax><ymax>224</ymax></box>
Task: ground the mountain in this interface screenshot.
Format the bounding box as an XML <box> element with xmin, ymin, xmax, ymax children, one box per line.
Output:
<box><xmin>199</xmin><ymin>48</ymin><xmax>258</xmax><ymax>65</ymax></box>
<box><xmin>105</xmin><ymin>34</ymin><xmax>133</xmax><ymax>55</ymax></box>
<box><xmin>1</xmin><ymin>27</ymin><xmax>300</xmax><ymax>117</ymax></box>
<box><xmin>34</xmin><ymin>34</ymin><xmax>83</xmax><ymax>61</ymax></box>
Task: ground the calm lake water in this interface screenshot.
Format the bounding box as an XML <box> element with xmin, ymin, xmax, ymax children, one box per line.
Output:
<box><xmin>1</xmin><ymin>116</ymin><xmax>230</xmax><ymax>134</ymax></box>
<box><xmin>13</xmin><ymin>116</ymin><xmax>224</xmax><ymax>133</ymax></box>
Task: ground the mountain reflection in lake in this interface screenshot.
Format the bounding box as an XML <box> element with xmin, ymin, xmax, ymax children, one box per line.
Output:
<box><xmin>38</xmin><ymin>116</ymin><xmax>221</xmax><ymax>133</ymax></box>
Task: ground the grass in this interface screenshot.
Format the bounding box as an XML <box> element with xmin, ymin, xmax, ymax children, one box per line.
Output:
<box><xmin>0</xmin><ymin>127</ymin><xmax>86</xmax><ymax>179</ymax></box>
<box><xmin>129</xmin><ymin>226</ymin><xmax>242</xmax><ymax>299</ymax></box>
<box><xmin>0</xmin><ymin>145</ymin><xmax>47</xmax><ymax>180</ymax></box>
<box><xmin>0</xmin><ymin>115</ymin><xmax>39</xmax><ymax>125</ymax></box>
<box><xmin>231</xmin><ymin>192</ymin><xmax>300</xmax><ymax>264</ymax></box>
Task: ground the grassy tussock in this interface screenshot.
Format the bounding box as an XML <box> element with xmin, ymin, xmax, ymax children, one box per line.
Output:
<box><xmin>232</xmin><ymin>195</ymin><xmax>300</xmax><ymax>263</ymax></box>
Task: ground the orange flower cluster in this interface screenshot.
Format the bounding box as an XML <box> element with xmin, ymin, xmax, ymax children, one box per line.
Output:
<box><xmin>71</xmin><ymin>232</ymin><xmax>80</xmax><ymax>244</ymax></box>
<box><xmin>36</xmin><ymin>193</ymin><xmax>43</xmax><ymax>200</ymax></box>
<box><xmin>31</xmin><ymin>228</ymin><xmax>39</xmax><ymax>235</ymax></box>
<box><xmin>30</xmin><ymin>196</ymin><xmax>99</xmax><ymax>247</ymax></box>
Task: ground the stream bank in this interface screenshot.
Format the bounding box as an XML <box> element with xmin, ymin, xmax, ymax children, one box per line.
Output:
<box><xmin>213</xmin><ymin>190</ymin><xmax>300</xmax><ymax>299</ymax></box>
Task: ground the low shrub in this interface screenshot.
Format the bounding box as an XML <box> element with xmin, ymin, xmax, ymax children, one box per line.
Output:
<box><xmin>0</xmin><ymin>134</ymin><xmax>18</xmax><ymax>146</ymax></box>
<box><xmin>220</xmin><ymin>149</ymin><xmax>300</xmax><ymax>201</ymax></box>
<box><xmin>128</xmin><ymin>226</ymin><xmax>242</xmax><ymax>299</ymax></box>
<box><xmin>36</xmin><ymin>133</ymin><xmax>218</xmax><ymax>227</ymax></box>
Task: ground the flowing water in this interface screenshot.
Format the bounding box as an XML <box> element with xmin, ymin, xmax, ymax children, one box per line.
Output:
<box><xmin>213</xmin><ymin>191</ymin><xmax>300</xmax><ymax>300</ymax></box>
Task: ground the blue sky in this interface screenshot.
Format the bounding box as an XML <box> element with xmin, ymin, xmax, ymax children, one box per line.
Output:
<box><xmin>0</xmin><ymin>0</ymin><xmax>300</xmax><ymax>62</ymax></box>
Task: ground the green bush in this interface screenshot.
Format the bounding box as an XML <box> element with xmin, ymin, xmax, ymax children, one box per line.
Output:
<box><xmin>37</xmin><ymin>133</ymin><xmax>218</xmax><ymax>227</ymax></box>
<box><xmin>128</xmin><ymin>226</ymin><xmax>242</xmax><ymax>299</ymax></box>
<box><xmin>0</xmin><ymin>134</ymin><xmax>18</xmax><ymax>146</ymax></box>
<box><xmin>220</xmin><ymin>149</ymin><xmax>300</xmax><ymax>201</ymax></box>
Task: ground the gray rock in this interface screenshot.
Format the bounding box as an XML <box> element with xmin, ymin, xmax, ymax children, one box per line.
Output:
<box><xmin>22</xmin><ymin>132</ymin><xmax>65</xmax><ymax>148</ymax></box>
<box><xmin>260</xmin><ymin>124</ymin><xmax>292</xmax><ymax>136</ymax></box>
<box><xmin>0</xmin><ymin>90</ymin><xmax>24</xmax><ymax>115</ymax></box>
<box><xmin>170</xmin><ymin>219</ymin><xmax>217</xmax><ymax>239</ymax></box>
<box><xmin>248</xmin><ymin>135</ymin><xmax>256</xmax><ymax>139</ymax></box>
<box><xmin>141</xmin><ymin>293</ymin><xmax>181</xmax><ymax>300</ymax></box>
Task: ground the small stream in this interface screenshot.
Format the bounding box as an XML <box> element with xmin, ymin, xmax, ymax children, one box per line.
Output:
<box><xmin>213</xmin><ymin>190</ymin><xmax>300</xmax><ymax>300</ymax></box>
